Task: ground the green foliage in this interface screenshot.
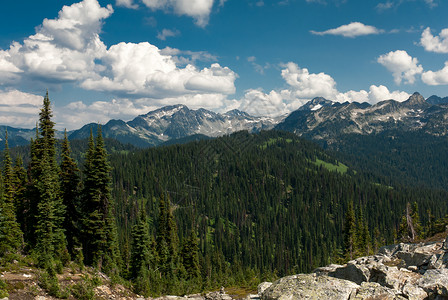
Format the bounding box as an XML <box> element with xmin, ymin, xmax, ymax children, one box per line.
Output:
<box><xmin>313</xmin><ymin>158</ymin><xmax>348</xmax><ymax>174</ymax></box>
<box><xmin>343</xmin><ymin>202</ymin><xmax>356</xmax><ymax>260</ymax></box>
<box><xmin>32</xmin><ymin>92</ymin><xmax>67</xmax><ymax>266</ymax></box>
<box><xmin>70</xmin><ymin>275</ymin><xmax>101</xmax><ymax>300</ymax></box>
<box><xmin>398</xmin><ymin>202</ymin><xmax>423</xmax><ymax>242</ymax></box>
<box><xmin>81</xmin><ymin>126</ymin><xmax>120</xmax><ymax>275</ymax></box>
<box><xmin>130</xmin><ymin>210</ymin><xmax>152</xmax><ymax>280</ymax></box>
<box><xmin>38</xmin><ymin>269</ymin><xmax>69</xmax><ymax>299</ymax></box>
<box><xmin>0</xmin><ymin>278</ymin><xmax>8</xmax><ymax>298</ymax></box>
<box><xmin>0</xmin><ymin>131</ymin><xmax>23</xmax><ymax>256</ymax></box>
<box><xmin>60</xmin><ymin>130</ymin><xmax>82</xmax><ymax>258</ymax></box>
<box><xmin>180</xmin><ymin>231</ymin><xmax>200</xmax><ymax>280</ymax></box>
<box><xmin>109</xmin><ymin>130</ymin><xmax>448</xmax><ymax>294</ymax></box>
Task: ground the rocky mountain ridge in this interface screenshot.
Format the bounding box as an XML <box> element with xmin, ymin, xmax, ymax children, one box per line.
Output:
<box><xmin>2</xmin><ymin>92</ymin><xmax>448</xmax><ymax>149</ymax></box>
<box><xmin>276</xmin><ymin>92</ymin><xmax>448</xmax><ymax>141</ymax></box>
<box><xmin>0</xmin><ymin>105</ymin><xmax>281</xmax><ymax>148</ymax></box>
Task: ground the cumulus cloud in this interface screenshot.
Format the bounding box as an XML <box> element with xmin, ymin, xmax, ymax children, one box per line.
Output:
<box><xmin>0</xmin><ymin>0</ymin><xmax>236</xmax><ymax>110</ymax></box>
<box><xmin>157</xmin><ymin>28</ymin><xmax>180</xmax><ymax>40</ymax></box>
<box><xmin>310</xmin><ymin>22</ymin><xmax>383</xmax><ymax>38</ymax></box>
<box><xmin>116</xmin><ymin>0</ymin><xmax>139</xmax><ymax>9</ymax></box>
<box><xmin>377</xmin><ymin>50</ymin><xmax>423</xmax><ymax>84</ymax></box>
<box><xmin>336</xmin><ymin>85</ymin><xmax>410</xmax><ymax>103</ymax></box>
<box><xmin>0</xmin><ymin>0</ymin><xmax>112</xmax><ymax>83</ymax></box>
<box><xmin>81</xmin><ymin>42</ymin><xmax>236</xmax><ymax>98</ymax></box>
<box><xmin>420</xmin><ymin>27</ymin><xmax>448</xmax><ymax>53</ymax></box>
<box><xmin>0</xmin><ymin>90</ymin><xmax>43</xmax><ymax>128</ymax></box>
<box><xmin>141</xmin><ymin>0</ymin><xmax>214</xmax><ymax>27</ymax></box>
<box><xmin>422</xmin><ymin>62</ymin><xmax>448</xmax><ymax>85</ymax></box>
<box><xmin>281</xmin><ymin>62</ymin><xmax>338</xmax><ymax>99</ymax></box>
<box><xmin>226</xmin><ymin>62</ymin><xmax>411</xmax><ymax>118</ymax></box>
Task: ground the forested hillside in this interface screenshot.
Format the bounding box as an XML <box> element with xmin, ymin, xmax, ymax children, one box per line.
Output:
<box><xmin>108</xmin><ymin>130</ymin><xmax>448</xmax><ymax>293</ymax></box>
<box><xmin>319</xmin><ymin>130</ymin><xmax>448</xmax><ymax>190</ymax></box>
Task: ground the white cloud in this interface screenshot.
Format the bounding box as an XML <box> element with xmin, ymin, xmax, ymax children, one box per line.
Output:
<box><xmin>281</xmin><ymin>62</ymin><xmax>338</xmax><ymax>99</ymax></box>
<box><xmin>227</xmin><ymin>63</ymin><xmax>412</xmax><ymax>118</ymax></box>
<box><xmin>160</xmin><ymin>47</ymin><xmax>217</xmax><ymax>65</ymax></box>
<box><xmin>310</xmin><ymin>22</ymin><xmax>383</xmax><ymax>38</ymax></box>
<box><xmin>157</xmin><ymin>28</ymin><xmax>180</xmax><ymax>41</ymax></box>
<box><xmin>376</xmin><ymin>0</ymin><xmax>437</xmax><ymax>11</ymax></box>
<box><xmin>81</xmin><ymin>42</ymin><xmax>236</xmax><ymax>98</ymax></box>
<box><xmin>420</xmin><ymin>27</ymin><xmax>448</xmax><ymax>53</ymax></box>
<box><xmin>233</xmin><ymin>89</ymin><xmax>288</xmax><ymax>117</ymax></box>
<box><xmin>377</xmin><ymin>50</ymin><xmax>423</xmax><ymax>84</ymax></box>
<box><xmin>0</xmin><ymin>0</ymin><xmax>112</xmax><ymax>83</ymax></box>
<box><xmin>116</xmin><ymin>0</ymin><xmax>139</xmax><ymax>9</ymax></box>
<box><xmin>0</xmin><ymin>0</ymin><xmax>236</xmax><ymax>113</ymax></box>
<box><xmin>422</xmin><ymin>62</ymin><xmax>448</xmax><ymax>85</ymax></box>
<box><xmin>141</xmin><ymin>0</ymin><xmax>214</xmax><ymax>27</ymax></box>
<box><xmin>0</xmin><ymin>90</ymin><xmax>43</xmax><ymax>128</ymax></box>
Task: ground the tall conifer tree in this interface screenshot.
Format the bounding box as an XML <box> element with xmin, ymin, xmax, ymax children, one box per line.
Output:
<box><xmin>60</xmin><ymin>130</ymin><xmax>81</xmax><ymax>257</ymax></box>
<box><xmin>0</xmin><ymin>131</ymin><xmax>23</xmax><ymax>256</ymax></box>
<box><xmin>343</xmin><ymin>201</ymin><xmax>356</xmax><ymax>260</ymax></box>
<box><xmin>32</xmin><ymin>91</ymin><xmax>67</xmax><ymax>267</ymax></box>
<box><xmin>82</xmin><ymin>126</ymin><xmax>120</xmax><ymax>274</ymax></box>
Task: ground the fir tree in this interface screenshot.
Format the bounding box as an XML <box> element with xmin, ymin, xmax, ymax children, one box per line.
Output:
<box><xmin>59</xmin><ymin>129</ymin><xmax>81</xmax><ymax>258</ymax></box>
<box><xmin>180</xmin><ymin>231</ymin><xmax>200</xmax><ymax>280</ymax></box>
<box><xmin>0</xmin><ymin>131</ymin><xmax>23</xmax><ymax>256</ymax></box>
<box><xmin>32</xmin><ymin>92</ymin><xmax>67</xmax><ymax>267</ymax></box>
<box><xmin>343</xmin><ymin>201</ymin><xmax>356</xmax><ymax>260</ymax></box>
<box><xmin>81</xmin><ymin>126</ymin><xmax>120</xmax><ymax>275</ymax></box>
<box><xmin>156</xmin><ymin>193</ymin><xmax>179</xmax><ymax>278</ymax></box>
<box><xmin>130</xmin><ymin>210</ymin><xmax>151</xmax><ymax>279</ymax></box>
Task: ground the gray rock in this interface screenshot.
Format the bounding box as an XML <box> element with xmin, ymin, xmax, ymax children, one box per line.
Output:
<box><xmin>329</xmin><ymin>263</ymin><xmax>370</xmax><ymax>285</ymax></box>
<box><xmin>312</xmin><ymin>264</ymin><xmax>342</xmax><ymax>275</ymax></box>
<box><xmin>417</xmin><ymin>269</ymin><xmax>448</xmax><ymax>297</ymax></box>
<box><xmin>402</xmin><ymin>283</ymin><xmax>428</xmax><ymax>300</ymax></box>
<box><xmin>350</xmin><ymin>282</ymin><xmax>401</xmax><ymax>299</ymax></box>
<box><xmin>261</xmin><ymin>273</ymin><xmax>359</xmax><ymax>300</ymax></box>
<box><xmin>257</xmin><ymin>282</ymin><xmax>272</xmax><ymax>295</ymax></box>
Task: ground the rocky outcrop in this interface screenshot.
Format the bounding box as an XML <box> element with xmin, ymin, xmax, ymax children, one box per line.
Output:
<box><xmin>259</xmin><ymin>240</ymin><xmax>448</xmax><ymax>300</ymax></box>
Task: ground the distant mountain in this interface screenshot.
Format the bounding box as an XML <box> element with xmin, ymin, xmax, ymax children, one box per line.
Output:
<box><xmin>2</xmin><ymin>93</ymin><xmax>448</xmax><ymax>149</ymax></box>
<box><xmin>276</xmin><ymin>92</ymin><xmax>448</xmax><ymax>140</ymax></box>
<box><xmin>426</xmin><ymin>95</ymin><xmax>448</xmax><ymax>105</ymax></box>
<box><xmin>68</xmin><ymin>105</ymin><xmax>281</xmax><ymax>147</ymax></box>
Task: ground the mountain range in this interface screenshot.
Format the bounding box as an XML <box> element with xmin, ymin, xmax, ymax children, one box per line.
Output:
<box><xmin>1</xmin><ymin>92</ymin><xmax>448</xmax><ymax>149</ymax></box>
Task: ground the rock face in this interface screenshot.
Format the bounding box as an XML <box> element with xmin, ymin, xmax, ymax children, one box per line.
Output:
<box><xmin>276</xmin><ymin>92</ymin><xmax>448</xmax><ymax>139</ymax></box>
<box><xmin>259</xmin><ymin>240</ymin><xmax>448</xmax><ymax>300</ymax></box>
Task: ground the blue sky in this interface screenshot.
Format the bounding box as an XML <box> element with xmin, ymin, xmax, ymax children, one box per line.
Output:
<box><xmin>1</xmin><ymin>0</ymin><xmax>448</xmax><ymax>130</ymax></box>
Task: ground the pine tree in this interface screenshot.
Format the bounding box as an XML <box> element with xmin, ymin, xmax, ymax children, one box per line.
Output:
<box><xmin>13</xmin><ymin>156</ymin><xmax>27</xmax><ymax>242</ymax></box>
<box><xmin>59</xmin><ymin>129</ymin><xmax>81</xmax><ymax>258</ymax></box>
<box><xmin>130</xmin><ymin>210</ymin><xmax>151</xmax><ymax>279</ymax></box>
<box><xmin>180</xmin><ymin>231</ymin><xmax>200</xmax><ymax>280</ymax></box>
<box><xmin>0</xmin><ymin>131</ymin><xmax>23</xmax><ymax>256</ymax></box>
<box><xmin>343</xmin><ymin>201</ymin><xmax>356</xmax><ymax>260</ymax></box>
<box><xmin>32</xmin><ymin>91</ymin><xmax>67</xmax><ymax>268</ymax></box>
<box><xmin>81</xmin><ymin>126</ymin><xmax>120</xmax><ymax>275</ymax></box>
<box><xmin>156</xmin><ymin>193</ymin><xmax>179</xmax><ymax>278</ymax></box>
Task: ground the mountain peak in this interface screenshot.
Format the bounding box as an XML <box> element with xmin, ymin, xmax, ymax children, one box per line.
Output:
<box><xmin>299</xmin><ymin>97</ymin><xmax>334</xmax><ymax>111</ymax></box>
<box><xmin>404</xmin><ymin>92</ymin><xmax>426</xmax><ymax>106</ymax></box>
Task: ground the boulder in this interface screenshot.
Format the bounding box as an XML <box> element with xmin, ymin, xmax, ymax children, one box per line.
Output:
<box><xmin>417</xmin><ymin>269</ymin><xmax>448</xmax><ymax>297</ymax></box>
<box><xmin>402</xmin><ymin>283</ymin><xmax>428</xmax><ymax>300</ymax></box>
<box><xmin>257</xmin><ymin>282</ymin><xmax>272</xmax><ymax>295</ymax></box>
<box><xmin>350</xmin><ymin>282</ymin><xmax>402</xmax><ymax>300</ymax></box>
<box><xmin>261</xmin><ymin>273</ymin><xmax>359</xmax><ymax>300</ymax></box>
<box><xmin>329</xmin><ymin>262</ymin><xmax>370</xmax><ymax>285</ymax></box>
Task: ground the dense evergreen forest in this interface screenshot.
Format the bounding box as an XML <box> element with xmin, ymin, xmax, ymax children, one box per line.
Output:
<box><xmin>2</xmin><ymin>95</ymin><xmax>448</xmax><ymax>297</ymax></box>
<box><xmin>315</xmin><ymin>131</ymin><xmax>448</xmax><ymax>191</ymax></box>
